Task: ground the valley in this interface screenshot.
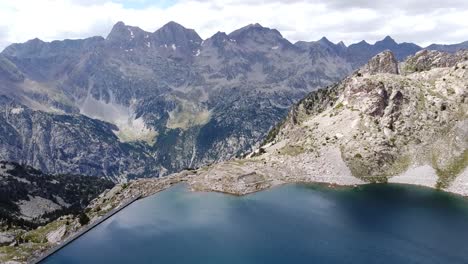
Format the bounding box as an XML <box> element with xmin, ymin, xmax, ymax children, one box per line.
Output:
<box><xmin>1</xmin><ymin>21</ymin><xmax>466</xmax><ymax>180</ymax></box>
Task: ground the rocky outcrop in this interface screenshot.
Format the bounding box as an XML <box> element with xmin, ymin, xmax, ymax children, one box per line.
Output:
<box><xmin>0</xmin><ymin>232</ymin><xmax>15</xmax><ymax>246</ymax></box>
<box><xmin>359</xmin><ymin>50</ymin><xmax>399</xmax><ymax>75</ymax></box>
<box><xmin>402</xmin><ymin>49</ymin><xmax>468</xmax><ymax>73</ymax></box>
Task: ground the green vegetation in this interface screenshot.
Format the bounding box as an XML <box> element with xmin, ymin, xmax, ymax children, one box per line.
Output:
<box><xmin>0</xmin><ymin>243</ymin><xmax>46</xmax><ymax>263</ymax></box>
<box><xmin>79</xmin><ymin>213</ymin><xmax>90</xmax><ymax>226</ymax></box>
<box><xmin>262</xmin><ymin>119</ymin><xmax>286</xmax><ymax>146</ymax></box>
<box><xmin>23</xmin><ymin>220</ymin><xmax>67</xmax><ymax>243</ymax></box>
<box><xmin>334</xmin><ymin>102</ymin><xmax>344</xmax><ymax>110</ymax></box>
<box><xmin>279</xmin><ymin>145</ymin><xmax>305</xmax><ymax>157</ymax></box>
<box><xmin>344</xmin><ymin>148</ymin><xmax>411</xmax><ymax>183</ymax></box>
<box><xmin>232</xmin><ymin>159</ymin><xmax>261</xmax><ymax>166</ymax></box>
<box><xmin>434</xmin><ymin>150</ymin><xmax>468</xmax><ymax>189</ymax></box>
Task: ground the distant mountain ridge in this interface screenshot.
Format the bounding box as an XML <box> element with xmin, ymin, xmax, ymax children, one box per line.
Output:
<box><xmin>0</xmin><ymin>21</ymin><xmax>466</xmax><ymax>180</ymax></box>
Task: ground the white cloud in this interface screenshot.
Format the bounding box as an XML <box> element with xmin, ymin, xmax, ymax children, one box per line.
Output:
<box><xmin>0</xmin><ymin>0</ymin><xmax>467</xmax><ymax>51</ymax></box>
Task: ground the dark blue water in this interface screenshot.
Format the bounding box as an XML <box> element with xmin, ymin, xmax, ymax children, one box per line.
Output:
<box><xmin>43</xmin><ymin>184</ymin><xmax>468</xmax><ymax>264</ymax></box>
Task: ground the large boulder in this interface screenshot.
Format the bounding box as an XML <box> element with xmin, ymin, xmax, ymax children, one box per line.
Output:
<box><xmin>359</xmin><ymin>50</ymin><xmax>399</xmax><ymax>75</ymax></box>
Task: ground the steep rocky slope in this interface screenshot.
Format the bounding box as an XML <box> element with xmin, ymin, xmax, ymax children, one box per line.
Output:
<box><xmin>0</xmin><ymin>161</ymin><xmax>113</xmax><ymax>262</ymax></box>
<box><xmin>0</xmin><ymin>96</ymin><xmax>161</xmax><ymax>180</ymax></box>
<box><xmin>0</xmin><ymin>161</ymin><xmax>113</xmax><ymax>226</ymax></box>
<box><xmin>187</xmin><ymin>49</ymin><xmax>468</xmax><ymax>196</ymax></box>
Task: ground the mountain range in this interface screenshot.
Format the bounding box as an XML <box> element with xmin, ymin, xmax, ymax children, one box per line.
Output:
<box><xmin>0</xmin><ymin>21</ymin><xmax>466</xmax><ymax>180</ymax></box>
<box><xmin>0</xmin><ymin>42</ymin><xmax>467</xmax><ymax>263</ymax></box>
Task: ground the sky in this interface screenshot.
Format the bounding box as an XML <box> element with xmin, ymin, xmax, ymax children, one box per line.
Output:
<box><xmin>0</xmin><ymin>0</ymin><xmax>467</xmax><ymax>50</ymax></box>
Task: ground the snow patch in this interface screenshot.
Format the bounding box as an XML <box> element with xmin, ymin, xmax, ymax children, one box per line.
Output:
<box><xmin>195</xmin><ymin>49</ymin><xmax>201</xmax><ymax>56</ymax></box>
<box><xmin>10</xmin><ymin>107</ymin><xmax>24</xmax><ymax>114</ymax></box>
<box><xmin>271</xmin><ymin>46</ymin><xmax>279</xmax><ymax>50</ymax></box>
<box><xmin>171</xmin><ymin>44</ymin><xmax>177</xmax><ymax>51</ymax></box>
<box><xmin>128</xmin><ymin>28</ymin><xmax>134</xmax><ymax>39</ymax></box>
<box><xmin>146</xmin><ymin>42</ymin><xmax>151</xmax><ymax>48</ymax></box>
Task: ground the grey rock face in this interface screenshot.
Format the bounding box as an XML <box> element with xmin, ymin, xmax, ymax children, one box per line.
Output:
<box><xmin>0</xmin><ymin>96</ymin><xmax>161</xmax><ymax>179</ymax></box>
<box><xmin>359</xmin><ymin>50</ymin><xmax>399</xmax><ymax>75</ymax></box>
<box><xmin>403</xmin><ymin>49</ymin><xmax>468</xmax><ymax>73</ymax></box>
<box><xmin>0</xmin><ymin>55</ymin><xmax>24</xmax><ymax>82</ymax></box>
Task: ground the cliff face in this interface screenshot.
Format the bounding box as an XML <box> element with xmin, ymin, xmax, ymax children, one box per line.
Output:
<box><xmin>189</xmin><ymin>50</ymin><xmax>468</xmax><ymax>196</ymax></box>
<box><xmin>0</xmin><ymin>96</ymin><xmax>161</xmax><ymax>180</ymax></box>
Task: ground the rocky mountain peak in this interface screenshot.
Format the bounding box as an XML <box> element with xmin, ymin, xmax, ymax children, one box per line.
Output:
<box><xmin>153</xmin><ymin>21</ymin><xmax>202</xmax><ymax>46</ymax></box>
<box><xmin>426</xmin><ymin>41</ymin><xmax>468</xmax><ymax>53</ymax></box>
<box><xmin>204</xmin><ymin>31</ymin><xmax>229</xmax><ymax>47</ymax></box>
<box><xmin>359</xmin><ymin>50</ymin><xmax>399</xmax><ymax>75</ymax></box>
<box><xmin>2</xmin><ymin>38</ymin><xmax>46</xmax><ymax>57</ymax></box>
<box><xmin>106</xmin><ymin>21</ymin><xmax>148</xmax><ymax>46</ymax></box>
<box><xmin>228</xmin><ymin>23</ymin><xmax>285</xmax><ymax>44</ymax></box>
<box><xmin>337</xmin><ymin>41</ymin><xmax>346</xmax><ymax>49</ymax></box>
<box><xmin>318</xmin><ymin>37</ymin><xmax>333</xmax><ymax>46</ymax></box>
<box><xmin>107</xmin><ymin>21</ymin><xmax>129</xmax><ymax>39</ymax></box>
<box><xmin>355</xmin><ymin>40</ymin><xmax>371</xmax><ymax>46</ymax></box>
<box><xmin>380</xmin><ymin>36</ymin><xmax>397</xmax><ymax>44</ymax></box>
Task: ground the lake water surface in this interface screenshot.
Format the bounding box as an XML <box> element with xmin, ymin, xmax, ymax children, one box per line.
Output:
<box><xmin>43</xmin><ymin>184</ymin><xmax>468</xmax><ymax>264</ymax></box>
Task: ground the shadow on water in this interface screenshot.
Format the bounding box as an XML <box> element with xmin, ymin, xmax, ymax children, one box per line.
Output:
<box><xmin>300</xmin><ymin>183</ymin><xmax>468</xmax><ymax>212</ymax></box>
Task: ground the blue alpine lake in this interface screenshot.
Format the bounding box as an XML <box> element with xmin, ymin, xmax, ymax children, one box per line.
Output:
<box><xmin>42</xmin><ymin>183</ymin><xmax>468</xmax><ymax>264</ymax></box>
